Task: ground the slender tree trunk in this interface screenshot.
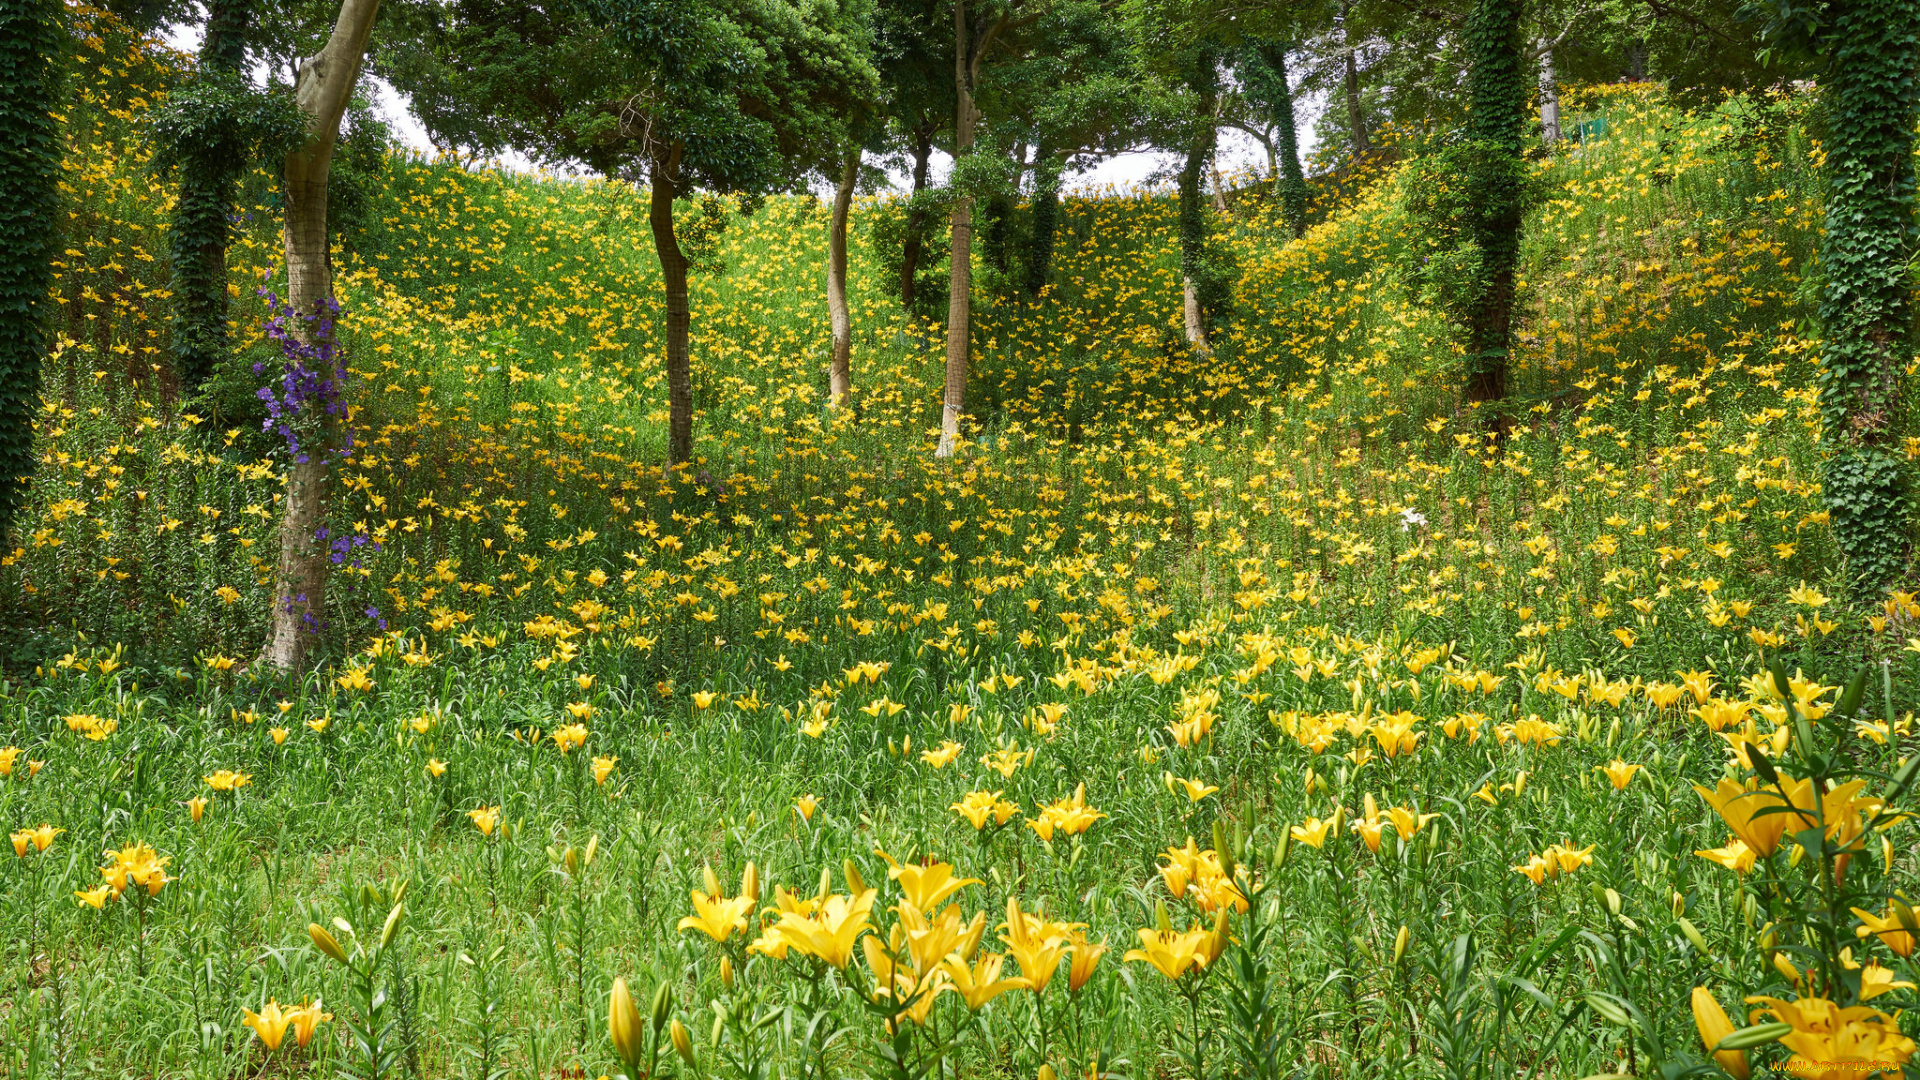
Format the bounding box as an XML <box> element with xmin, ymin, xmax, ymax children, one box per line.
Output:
<box><xmin>1179</xmin><ymin>53</ymin><xmax>1219</xmax><ymax>357</ymax></box>
<box><xmin>1818</xmin><ymin>0</ymin><xmax>1920</xmax><ymax>591</ymax></box>
<box><xmin>827</xmin><ymin>150</ymin><xmax>856</xmax><ymax>406</ymax></box>
<box><xmin>648</xmin><ymin>145</ymin><xmax>693</xmax><ymax>465</ymax></box>
<box><xmin>1460</xmin><ymin>0</ymin><xmax>1525</xmax><ymax>408</ymax></box>
<box><xmin>900</xmin><ymin>124</ymin><xmax>932</xmax><ymax>315</ymax></box>
<box><xmin>0</xmin><ymin>0</ymin><xmax>60</xmax><ymax>540</ymax></box>
<box><xmin>1341</xmin><ymin>0</ymin><xmax>1369</xmax><ymax>155</ymax></box>
<box><xmin>1537</xmin><ymin>37</ymin><xmax>1561</xmax><ymax>145</ymax></box>
<box><xmin>262</xmin><ymin>0</ymin><xmax>379</xmax><ymax>672</ymax></box>
<box><xmin>938</xmin><ymin>3</ymin><xmax>979</xmax><ymax>458</ymax></box>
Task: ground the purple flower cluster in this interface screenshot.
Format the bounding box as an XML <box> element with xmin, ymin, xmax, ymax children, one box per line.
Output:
<box><xmin>254</xmin><ymin>289</ymin><xmax>355</xmax><ymax>465</ymax></box>
<box><xmin>254</xmin><ymin>284</ymin><xmax>384</xmax><ymax>634</ymax></box>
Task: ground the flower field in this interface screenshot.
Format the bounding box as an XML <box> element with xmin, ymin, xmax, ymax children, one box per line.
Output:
<box><xmin>0</xmin><ymin>14</ymin><xmax>1916</xmax><ymax>1080</ymax></box>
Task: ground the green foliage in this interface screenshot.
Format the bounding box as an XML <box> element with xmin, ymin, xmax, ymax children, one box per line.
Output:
<box><xmin>1399</xmin><ymin>137</ymin><xmax>1542</xmax><ymax>361</ymax></box>
<box><xmin>587</xmin><ymin>0</ymin><xmax>881</xmax><ymax>193</ymax></box>
<box><xmin>1806</xmin><ymin>0</ymin><xmax>1919</xmax><ymax>591</ymax></box>
<box><xmin>1238</xmin><ymin>41</ymin><xmax>1310</xmax><ymax>239</ymax></box>
<box><xmin>147</xmin><ymin>71</ymin><xmax>307</xmax><ymax>393</ymax></box>
<box><xmin>863</xmin><ymin>189</ymin><xmax>950</xmax><ymax>322</ymax></box>
<box><xmin>1420</xmin><ymin>0</ymin><xmax>1532</xmax><ymax>401</ymax></box>
<box><xmin>0</xmin><ymin>0</ymin><xmax>61</xmax><ymax>537</ymax></box>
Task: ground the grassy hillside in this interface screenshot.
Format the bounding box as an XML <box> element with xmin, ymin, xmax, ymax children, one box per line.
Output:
<box><xmin>0</xmin><ymin>11</ymin><xmax>1914</xmax><ymax>1080</ymax></box>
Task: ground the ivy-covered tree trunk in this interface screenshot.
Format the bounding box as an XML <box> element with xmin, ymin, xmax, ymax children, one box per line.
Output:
<box><xmin>0</xmin><ymin>0</ymin><xmax>59</xmax><ymax>539</ymax></box>
<box><xmin>1817</xmin><ymin>0</ymin><xmax>1919</xmax><ymax>591</ymax></box>
<box><xmin>1179</xmin><ymin>51</ymin><xmax>1219</xmax><ymax>357</ymax></box>
<box><xmin>827</xmin><ymin>149</ymin><xmax>856</xmax><ymax>407</ymax></box>
<box><xmin>900</xmin><ymin>123</ymin><xmax>932</xmax><ymax>315</ymax></box>
<box><xmin>1260</xmin><ymin>42</ymin><xmax>1309</xmax><ymax>239</ymax></box>
<box><xmin>1023</xmin><ymin>153</ymin><xmax>1061</xmax><ymax>299</ymax></box>
<box><xmin>262</xmin><ymin>0</ymin><xmax>379</xmax><ymax>672</ymax></box>
<box><xmin>1459</xmin><ymin>0</ymin><xmax>1527</xmax><ymax>406</ymax></box>
<box><xmin>168</xmin><ymin>0</ymin><xmax>252</xmax><ymax>393</ymax></box>
<box><xmin>649</xmin><ymin>145</ymin><xmax>694</xmax><ymax>465</ymax></box>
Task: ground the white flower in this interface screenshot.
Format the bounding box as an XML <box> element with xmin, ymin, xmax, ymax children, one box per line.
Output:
<box><xmin>1399</xmin><ymin>507</ymin><xmax>1428</xmax><ymax>532</ymax></box>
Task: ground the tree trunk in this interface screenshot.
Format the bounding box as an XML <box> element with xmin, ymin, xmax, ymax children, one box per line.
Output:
<box><xmin>1267</xmin><ymin>44</ymin><xmax>1310</xmax><ymax>239</ymax></box>
<box><xmin>261</xmin><ymin>0</ymin><xmax>379</xmax><ymax>672</ymax></box>
<box><xmin>937</xmin><ymin>2</ymin><xmax>979</xmax><ymax>458</ymax></box>
<box><xmin>1537</xmin><ymin>37</ymin><xmax>1561</xmax><ymax>146</ymax></box>
<box><xmin>1341</xmin><ymin>0</ymin><xmax>1369</xmax><ymax>155</ymax></box>
<box><xmin>1023</xmin><ymin>154</ymin><xmax>1061</xmax><ymax>300</ymax></box>
<box><xmin>1817</xmin><ymin>0</ymin><xmax>1919</xmax><ymax>592</ymax></box>
<box><xmin>1460</xmin><ymin>0</ymin><xmax>1525</xmax><ymax>409</ymax></box>
<box><xmin>649</xmin><ymin>145</ymin><xmax>693</xmax><ymax>465</ymax></box>
<box><xmin>1178</xmin><ymin>53</ymin><xmax>1219</xmax><ymax>357</ymax></box>
<box><xmin>0</xmin><ymin>0</ymin><xmax>60</xmax><ymax>540</ymax></box>
<box><xmin>900</xmin><ymin>124</ymin><xmax>932</xmax><ymax>315</ymax></box>
<box><xmin>827</xmin><ymin>149</ymin><xmax>856</xmax><ymax>406</ymax></box>
<box><xmin>170</xmin><ymin>0</ymin><xmax>252</xmax><ymax>393</ymax></box>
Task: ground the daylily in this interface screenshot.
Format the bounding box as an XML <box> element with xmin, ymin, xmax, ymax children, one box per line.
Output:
<box><xmin>242</xmin><ymin>1000</ymin><xmax>294</xmax><ymax>1051</ymax></box>
<box><xmin>203</xmin><ymin>769</ymin><xmax>252</xmax><ymax>792</ymax></box>
<box><xmin>1745</xmin><ymin>995</ymin><xmax>1917</xmax><ymax>1080</ymax></box>
<box><xmin>951</xmin><ymin>790</ymin><xmax>1019</xmax><ymax>830</ymax></box>
<box><xmin>1067</xmin><ymin>929</ymin><xmax>1107</xmax><ymax>992</ymax></box>
<box><xmin>748</xmin><ymin>888</ymin><xmax>875</xmax><ymax>969</ymax></box>
<box><xmin>467</xmin><ymin>806</ymin><xmax>500</xmax><ymax>836</ymax></box>
<box><xmin>1000</xmin><ymin>896</ymin><xmax>1075</xmax><ymax>993</ymax></box>
<box><xmin>678</xmin><ymin>876</ymin><xmax>755</xmax><ymax>943</ymax></box>
<box><xmin>288</xmin><ymin>1000</ymin><xmax>331</xmax><ymax>1049</ymax></box>
<box><xmin>1597</xmin><ymin>760</ymin><xmax>1642</xmax><ymax>790</ymax></box>
<box><xmin>1290</xmin><ymin>814</ymin><xmax>1335</xmax><ymax>849</ymax></box>
<box><xmin>878</xmin><ymin>850</ymin><xmax>980</xmax><ymax>913</ymax></box>
<box><xmin>941</xmin><ymin>950</ymin><xmax>1029</xmax><ymax>1010</ymax></box>
<box><xmin>920</xmin><ymin>740</ymin><xmax>963</xmax><ymax>769</ymax></box>
<box><xmin>1695</xmin><ymin>838</ymin><xmax>1757</xmax><ymax>875</ymax></box>
<box><xmin>1852</xmin><ymin>903</ymin><xmax>1917</xmax><ymax>957</ymax></box>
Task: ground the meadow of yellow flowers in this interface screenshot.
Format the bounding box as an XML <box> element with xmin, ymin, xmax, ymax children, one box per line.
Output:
<box><xmin>0</xmin><ymin>11</ymin><xmax>1915</xmax><ymax>1080</ymax></box>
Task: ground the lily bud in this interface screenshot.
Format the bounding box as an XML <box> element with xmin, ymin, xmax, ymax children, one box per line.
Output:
<box><xmin>583</xmin><ymin>835</ymin><xmax>598</xmax><ymax>867</ymax></box>
<box><xmin>1155</xmin><ymin>899</ymin><xmax>1172</xmax><ymax>933</ymax></box>
<box><xmin>1272</xmin><ymin>828</ymin><xmax>1291</xmax><ymax>869</ymax></box>
<box><xmin>719</xmin><ymin>955</ymin><xmax>734</xmax><ymax>989</ymax></box>
<box><xmin>380</xmin><ymin>902</ymin><xmax>405</xmax><ymax>950</ymax></box>
<box><xmin>1672</xmin><ymin>891</ymin><xmax>1686</xmax><ymax>918</ymax></box>
<box><xmin>650</xmin><ymin>980</ymin><xmax>673</xmax><ymax>1033</ymax></box>
<box><xmin>308</xmin><ymin>922</ymin><xmax>349</xmax><ymax>965</ymax></box>
<box><xmin>740</xmin><ymin>861</ymin><xmax>760</xmax><ymax>904</ymax></box>
<box><xmin>703</xmin><ymin>864</ymin><xmax>721</xmax><ymax>896</ymax></box>
<box><xmin>1038</xmin><ymin>1066</ymin><xmax>1057</xmax><ymax>1080</ymax></box>
<box><xmin>1212</xmin><ymin>820</ymin><xmax>1235</xmax><ymax>881</ymax></box>
<box><xmin>1392</xmin><ymin>925</ymin><xmax>1410</xmax><ymax>966</ymax></box>
<box><xmin>816</xmin><ymin>866</ymin><xmax>833</xmax><ymax>902</ymax></box>
<box><xmin>1678</xmin><ymin>917</ymin><xmax>1711</xmax><ymax>957</ymax></box>
<box><xmin>1771</xmin><ymin>951</ymin><xmax>1800</xmax><ymax>986</ymax></box>
<box><xmin>670</xmin><ymin>1018</ymin><xmax>694</xmax><ymax>1065</ymax></box>
<box><xmin>1512</xmin><ymin>771</ymin><xmax>1527</xmax><ymax>798</ymax></box>
<box><xmin>843</xmin><ymin>859</ymin><xmax>867</xmax><ymax>894</ymax></box>
<box><xmin>608</xmin><ymin>978</ymin><xmax>644</xmax><ymax>1074</ymax></box>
